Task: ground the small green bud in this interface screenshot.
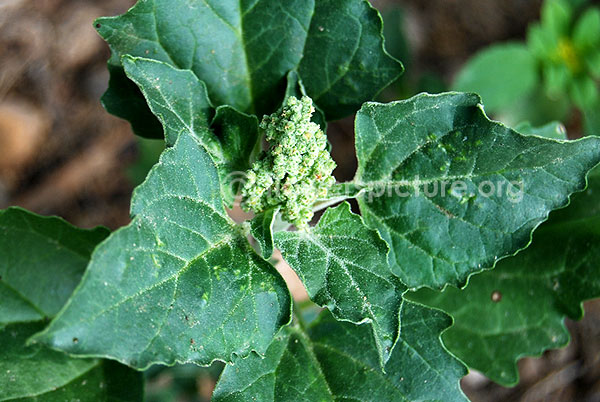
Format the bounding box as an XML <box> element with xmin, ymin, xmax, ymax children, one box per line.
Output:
<box><xmin>241</xmin><ymin>96</ymin><xmax>336</xmax><ymax>228</ymax></box>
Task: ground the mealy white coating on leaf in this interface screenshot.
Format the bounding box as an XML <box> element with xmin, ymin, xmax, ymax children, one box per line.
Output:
<box><xmin>241</xmin><ymin>96</ymin><xmax>336</xmax><ymax>228</ymax></box>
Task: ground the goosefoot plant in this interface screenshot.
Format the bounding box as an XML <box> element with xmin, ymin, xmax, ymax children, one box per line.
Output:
<box><xmin>2</xmin><ymin>0</ymin><xmax>600</xmax><ymax>400</ymax></box>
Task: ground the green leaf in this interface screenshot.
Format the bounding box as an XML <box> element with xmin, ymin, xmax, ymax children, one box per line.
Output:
<box><xmin>408</xmin><ymin>171</ymin><xmax>600</xmax><ymax>386</ymax></box>
<box><xmin>542</xmin><ymin>0</ymin><xmax>572</xmax><ymax>38</ymax></box>
<box><xmin>296</xmin><ymin>0</ymin><xmax>403</xmax><ymax>120</ymax></box>
<box><xmin>543</xmin><ymin>63</ymin><xmax>571</xmax><ymax>96</ymax></box>
<box><xmin>127</xmin><ymin>137</ymin><xmax>166</xmax><ymax>187</ymax></box>
<box><xmin>33</xmin><ymin>132</ymin><xmax>291</xmax><ymax>369</ymax></box>
<box><xmin>573</xmin><ymin>7</ymin><xmax>600</xmax><ymax>52</ymax></box>
<box><xmin>213</xmin><ymin>304</ymin><xmax>467</xmax><ymax>401</ymax></box>
<box><xmin>549</xmin><ymin>165</ymin><xmax>600</xmax><ymax>222</ymax></box>
<box><xmin>353</xmin><ymin>92</ymin><xmax>600</xmax><ymax>289</ymax></box>
<box><xmin>0</xmin><ymin>207</ymin><xmax>109</xmax><ymax>324</ymax></box>
<box><xmin>210</xmin><ymin>105</ymin><xmax>261</xmax><ymax>203</ymax></box>
<box><xmin>569</xmin><ymin>75</ymin><xmax>599</xmax><ymax>109</ymax></box>
<box><xmin>381</xmin><ymin>6</ymin><xmax>411</xmax><ymax>69</ymax></box>
<box><xmin>527</xmin><ymin>24</ymin><xmax>559</xmax><ymax>59</ymax></box>
<box><xmin>0</xmin><ymin>208</ymin><xmax>142</xmax><ymax>401</ymax></box>
<box><xmin>585</xmin><ymin>50</ymin><xmax>600</xmax><ymax>78</ymax></box>
<box><xmin>497</xmin><ymin>86</ymin><xmax>571</xmax><ymax>128</ymax></box>
<box><xmin>102</xmin><ymin>62</ymin><xmax>163</xmax><ymax>139</ymax></box>
<box><xmin>96</xmin><ymin>0</ymin><xmax>311</xmax><ymax>118</ymax></box>
<box><xmin>250</xmin><ymin>208</ymin><xmax>278</xmax><ymax>259</ymax></box>
<box><xmin>122</xmin><ymin>57</ymin><xmax>215</xmax><ymax>148</ymax></box>
<box><xmin>453</xmin><ymin>43</ymin><xmax>539</xmax><ymax>112</ymax></box>
<box><xmin>95</xmin><ymin>0</ymin><xmax>402</xmax><ymax>137</ymax></box>
<box><xmin>1</xmin><ymin>322</ymin><xmax>144</xmax><ymax>401</ymax></box>
<box><xmin>275</xmin><ymin>202</ymin><xmax>404</xmax><ymax>365</ymax></box>
<box><xmin>122</xmin><ymin>56</ymin><xmax>260</xmax><ymax>203</ymax></box>
<box><xmin>213</xmin><ymin>326</ymin><xmax>332</xmax><ymax>401</ymax></box>
<box><xmin>583</xmin><ymin>100</ymin><xmax>600</xmax><ymax>136</ymax></box>
<box><xmin>513</xmin><ymin>121</ymin><xmax>567</xmax><ymax>139</ymax></box>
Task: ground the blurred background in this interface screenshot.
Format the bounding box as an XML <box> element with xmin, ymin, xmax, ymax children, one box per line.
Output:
<box><xmin>1</xmin><ymin>0</ymin><xmax>599</xmax><ymax>400</ymax></box>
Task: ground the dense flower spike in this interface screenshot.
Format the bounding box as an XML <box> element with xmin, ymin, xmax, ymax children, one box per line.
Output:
<box><xmin>241</xmin><ymin>96</ymin><xmax>336</xmax><ymax>228</ymax></box>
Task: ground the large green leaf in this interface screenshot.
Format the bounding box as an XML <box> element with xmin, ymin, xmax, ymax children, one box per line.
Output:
<box><xmin>121</xmin><ymin>57</ymin><xmax>215</xmax><ymax>148</ymax></box>
<box><xmin>33</xmin><ymin>132</ymin><xmax>291</xmax><ymax>369</ymax></box>
<box><xmin>0</xmin><ymin>208</ymin><xmax>142</xmax><ymax>401</ymax></box>
<box><xmin>1</xmin><ymin>322</ymin><xmax>143</xmax><ymax>401</ymax></box>
<box><xmin>453</xmin><ymin>43</ymin><xmax>539</xmax><ymax>113</ymax></box>
<box><xmin>122</xmin><ymin>56</ymin><xmax>260</xmax><ymax>204</ymax></box>
<box><xmin>275</xmin><ymin>202</ymin><xmax>404</xmax><ymax>365</ymax></box>
<box><xmin>0</xmin><ymin>207</ymin><xmax>109</xmax><ymax>324</ymax></box>
<box><xmin>95</xmin><ymin>0</ymin><xmax>402</xmax><ymax>137</ymax></box>
<box><xmin>213</xmin><ymin>303</ymin><xmax>467</xmax><ymax>401</ymax></box>
<box><xmin>353</xmin><ymin>92</ymin><xmax>600</xmax><ymax>289</ymax></box>
<box><xmin>296</xmin><ymin>0</ymin><xmax>403</xmax><ymax>119</ymax></box>
<box><xmin>408</xmin><ymin>169</ymin><xmax>600</xmax><ymax>386</ymax></box>
<box><xmin>213</xmin><ymin>325</ymin><xmax>332</xmax><ymax>401</ymax></box>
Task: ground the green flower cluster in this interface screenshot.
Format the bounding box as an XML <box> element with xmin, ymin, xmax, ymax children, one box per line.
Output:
<box><xmin>241</xmin><ymin>96</ymin><xmax>336</xmax><ymax>229</ymax></box>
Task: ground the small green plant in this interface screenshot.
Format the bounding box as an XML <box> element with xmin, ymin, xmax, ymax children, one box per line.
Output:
<box><xmin>455</xmin><ymin>0</ymin><xmax>600</xmax><ymax>134</ymax></box>
<box><xmin>2</xmin><ymin>0</ymin><xmax>600</xmax><ymax>400</ymax></box>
